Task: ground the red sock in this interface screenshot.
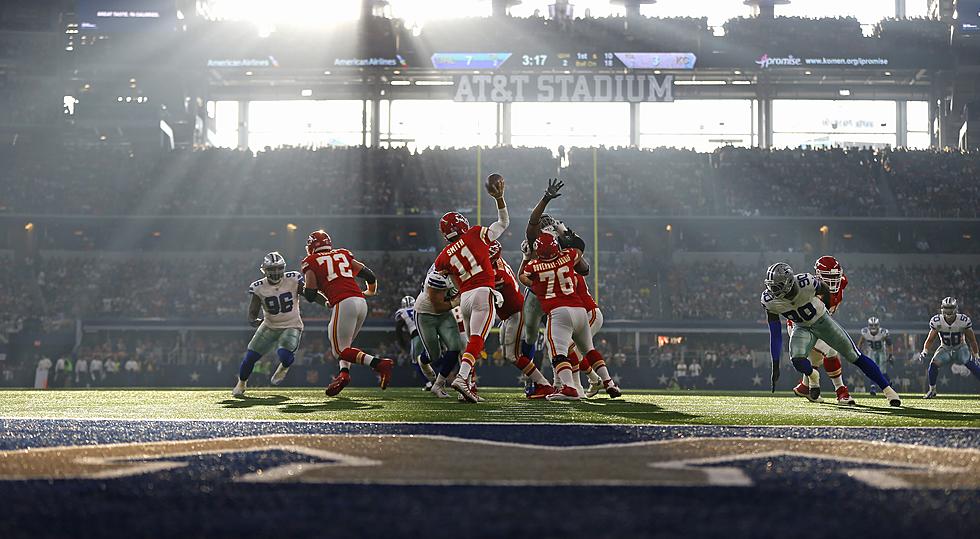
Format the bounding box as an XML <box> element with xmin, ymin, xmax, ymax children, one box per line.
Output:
<box><xmin>514</xmin><ymin>355</ymin><xmax>535</xmax><ymax>375</ymax></box>
<box><xmin>340</xmin><ymin>347</ymin><xmax>365</xmax><ymax>364</ymax></box>
<box><xmin>823</xmin><ymin>356</ymin><xmax>842</xmax><ymax>378</ymax></box>
<box><xmin>585</xmin><ymin>350</ymin><xmax>605</xmax><ymax>370</ymax></box>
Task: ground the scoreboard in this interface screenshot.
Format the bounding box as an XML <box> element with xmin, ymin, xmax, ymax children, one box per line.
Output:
<box><xmin>429</xmin><ymin>52</ymin><xmax>697</xmax><ymax>71</ymax></box>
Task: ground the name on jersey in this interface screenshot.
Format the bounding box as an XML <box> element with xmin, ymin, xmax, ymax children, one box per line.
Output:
<box><xmin>444</xmin><ymin>238</ymin><xmax>469</xmax><ymax>258</ymax></box>
<box><xmin>529</xmin><ymin>253</ymin><xmax>572</xmax><ymax>272</ymax></box>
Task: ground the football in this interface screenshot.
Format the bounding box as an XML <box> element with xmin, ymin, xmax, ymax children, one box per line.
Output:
<box><xmin>486</xmin><ymin>173</ymin><xmax>504</xmax><ymax>196</ymax></box>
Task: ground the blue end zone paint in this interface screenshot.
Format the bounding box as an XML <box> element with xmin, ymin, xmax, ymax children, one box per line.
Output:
<box><xmin>2</xmin><ymin>418</ymin><xmax>980</xmax><ymax>451</ymax></box>
<box><xmin>0</xmin><ymin>419</ymin><xmax>977</xmax><ymax>539</ymax></box>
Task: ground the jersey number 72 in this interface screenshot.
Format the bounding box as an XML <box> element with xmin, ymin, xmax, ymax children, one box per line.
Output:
<box><xmin>317</xmin><ymin>253</ymin><xmax>353</xmax><ymax>281</ymax></box>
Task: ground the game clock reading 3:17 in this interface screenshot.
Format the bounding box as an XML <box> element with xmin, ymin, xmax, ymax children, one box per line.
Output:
<box><xmin>521</xmin><ymin>52</ymin><xmax>616</xmax><ymax>69</ymax></box>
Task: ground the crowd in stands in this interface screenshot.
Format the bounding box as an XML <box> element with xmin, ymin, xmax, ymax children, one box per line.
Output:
<box><xmin>2</xmin><ymin>143</ymin><xmax>978</xmax><ymax>218</ymax></box>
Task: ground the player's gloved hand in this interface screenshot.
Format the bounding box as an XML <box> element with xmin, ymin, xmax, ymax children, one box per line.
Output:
<box><xmin>250</xmin><ymin>318</ymin><xmax>262</xmax><ymax>328</ymax></box>
<box><xmin>544</xmin><ymin>178</ymin><xmax>564</xmax><ymax>200</ymax></box>
<box><xmin>770</xmin><ymin>362</ymin><xmax>780</xmax><ymax>393</ymax></box>
<box><xmin>916</xmin><ymin>351</ymin><xmax>927</xmax><ymax>363</ymax></box>
<box><xmin>520</xmin><ymin>239</ymin><xmax>532</xmax><ymax>260</ymax></box>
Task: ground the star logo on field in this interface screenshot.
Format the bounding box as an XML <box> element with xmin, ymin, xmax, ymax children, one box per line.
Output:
<box><xmin>657</xmin><ymin>374</ymin><xmax>668</xmax><ymax>386</ymax></box>
<box><xmin>752</xmin><ymin>374</ymin><xmax>762</xmax><ymax>386</ymax></box>
<box><xmin>613</xmin><ymin>374</ymin><xmax>622</xmax><ymax>385</ymax></box>
<box><xmin>705</xmin><ymin>374</ymin><xmax>716</xmax><ymax>386</ymax></box>
<box><xmin>190</xmin><ymin>372</ymin><xmax>200</xmax><ymax>382</ymax></box>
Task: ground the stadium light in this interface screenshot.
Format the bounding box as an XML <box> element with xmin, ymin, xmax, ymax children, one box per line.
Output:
<box><xmin>300</xmin><ymin>89</ymin><xmax>313</xmax><ymax>97</ymax></box>
<box><xmin>286</xmin><ymin>223</ymin><xmax>298</xmax><ymax>231</ymax></box>
<box><xmin>819</xmin><ymin>225</ymin><xmax>830</xmax><ymax>235</ymax></box>
<box><xmin>24</xmin><ymin>222</ymin><xmax>33</xmax><ymax>232</ymax></box>
<box><xmin>839</xmin><ymin>89</ymin><xmax>851</xmax><ymax>96</ymax></box>
<box><xmin>665</xmin><ymin>224</ymin><xmax>672</xmax><ymax>232</ymax></box>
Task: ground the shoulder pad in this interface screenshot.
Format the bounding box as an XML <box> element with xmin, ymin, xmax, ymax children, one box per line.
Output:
<box><xmin>249</xmin><ymin>280</ymin><xmax>264</xmax><ymax>293</ymax></box>
<box><xmin>930</xmin><ymin>315</ymin><xmax>940</xmax><ymax>328</ymax></box>
<box><xmin>962</xmin><ymin>314</ymin><xmax>972</xmax><ymax>326</ymax></box>
<box><xmin>284</xmin><ymin>271</ymin><xmax>299</xmax><ymax>278</ymax></box>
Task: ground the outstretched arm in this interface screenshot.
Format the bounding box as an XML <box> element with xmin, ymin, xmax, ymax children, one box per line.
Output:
<box><xmin>767</xmin><ymin>311</ymin><xmax>782</xmax><ymax>392</ymax></box>
<box><xmin>918</xmin><ymin>329</ymin><xmax>938</xmax><ymax>361</ymax></box>
<box><xmin>486</xmin><ymin>187</ymin><xmax>510</xmax><ymax>242</ymax></box>
<box><xmin>525</xmin><ymin>178</ymin><xmax>563</xmax><ymax>243</ymax></box>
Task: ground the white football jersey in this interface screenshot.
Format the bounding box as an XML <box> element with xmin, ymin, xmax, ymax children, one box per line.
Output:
<box><xmin>860</xmin><ymin>327</ymin><xmax>890</xmax><ymax>351</ymax></box>
<box><xmin>414</xmin><ymin>264</ymin><xmax>454</xmax><ymax>315</ymax></box>
<box><xmin>249</xmin><ymin>271</ymin><xmax>304</xmax><ymax>330</ymax></box>
<box><xmin>760</xmin><ymin>273</ymin><xmax>827</xmax><ymax>327</ymax></box>
<box><xmin>929</xmin><ymin>312</ymin><xmax>972</xmax><ymax>347</ymax></box>
<box><xmin>394</xmin><ymin>306</ymin><xmax>418</xmax><ymax>335</ymax></box>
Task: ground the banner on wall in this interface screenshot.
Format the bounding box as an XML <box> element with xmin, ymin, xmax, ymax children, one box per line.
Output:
<box><xmin>452</xmin><ymin>74</ymin><xmax>674</xmax><ymax>103</ymax></box>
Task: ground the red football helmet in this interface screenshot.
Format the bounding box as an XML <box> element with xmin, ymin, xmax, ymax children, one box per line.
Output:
<box><xmin>306</xmin><ymin>229</ymin><xmax>332</xmax><ymax>255</ymax></box>
<box><xmin>488</xmin><ymin>240</ymin><xmax>502</xmax><ymax>261</ymax></box>
<box><xmin>439</xmin><ymin>212</ymin><xmax>469</xmax><ymax>241</ymax></box>
<box><xmin>814</xmin><ymin>255</ymin><xmax>843</xmax><ymax>293</ymax></box>
<box><xmin>534</xmin><ymin>232</ymin><xmax>560</xmax><ymax>261</ymax></box>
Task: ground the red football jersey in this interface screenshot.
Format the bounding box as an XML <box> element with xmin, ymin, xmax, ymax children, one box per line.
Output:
<box><xmin>493</xmin><ymin>257</ymin><xmax>519</xmax><ymax>292</ymax></box>
<box><xmin>301</xmin><ymin>248</ymin><xmax>364</xmax><ymax>306</ymax></box>
<box><xmin>434</xmin><ymin>226</ymin><xmax>495</xmax><ymax>293</ymax></box>
<box><xmin>574</xmin><ymin>274</ymin><xmax>598</xmax><ymax>311</ymax></box>
<box><xmin>524</xmin><ymin>248</ymin><xmax>584</xmax><ymax>313</ymax></box>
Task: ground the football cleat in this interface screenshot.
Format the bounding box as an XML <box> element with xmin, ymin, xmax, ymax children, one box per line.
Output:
<box><xmin>430</xmin><ymin>384</ymin><xmax>451</xmax><ymax>398</ymax></box>
<box><xmin>232</xmin><ymin>379</ymin><xmax>247</xmax><ymax>397</ymax></box>
<box><xmin>423</xmin><ymin>381</ymin><xmax>434</xmax><ymax>392</ymax></box>
<box><xmin>835</xmin><ymin>385</ymin><xmax>855</xmax><ymax>405</ymax></box>
<box><xmin>792</xmin><ymin>380</ymin><xmax>809</xmax><ymax>398</ymax></box>
<box><xmin>586</xmin><ymin>381</ymin><xmax>603</xmax><ymax>398</ymax></box>
<box><xmin>604</xmin><ymin>379</ymin><xmax>622</xmax><ymax>398</ymax></box>
<box><xmin>546</xmin><ymin>385</ymin><xmax>581</xmax><ymax>401</ymax></box>
<box><xmin>807</xmin><ymin>386</ymin><xmax>822</xmax><ymax>403</ymax></box>
<box><xmin>270</xmin><ymin>364</ymin><xmax>289</xmax><ymax>386</ymax></box>
<box><xmin>373</xmin><ymin>358</ymin><xmax>394</xmax><ymax>390</ymax></box>
<box><xmin>450</xmin><ymin>375</ymin><xmax>479</xmax><ymax>403</ymax></box>
<box><xmin>527</xmin><ymin>384</ymin><xmax>557</xmax><ymax>400</ymax></box>
<box><xmin>325</xmin><ymin>371</ymin><xmax>351</xmax><ymax>397</ymax></box>
<box><xmin>923</xmin><ymin>388</ymin><xmax>937</xmax><ymax>399</ymax></box>
<box><xmin>883</xmin><ymin>386</ymin><xmax>902</xmax><ymax>407</ymax></box>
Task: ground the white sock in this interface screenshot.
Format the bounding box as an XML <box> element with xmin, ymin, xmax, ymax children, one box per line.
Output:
<box><xmin>830</xmin><ymin>375</ymin><xmax>844</xmax><ymax>390</ymax></box>
<box><xmin>587</xmin><ymin>370</ymin><xmax>601</xmax><ymax>384</ymax></box>
<box><xmin>557</xmin><ymin>368</ymin><xmax>574</xmax><ymax>387</ymax></box>
<box><xmin>528</xmin><ymin>369</ymin><xmax>549</xmax><ymax>385</ymax></box>
<box><xmin>433</xmin><ymin>374</ymin><xmax>447</xmax><ymax>388</ymax></box>
<box><xmin>571</xmin><ymin>371</ymin><xmax>584</xmax><ymax>390</ymax></box>
<box><xmin>339</xmin><ymin>360</ymin><xmax>352</xmax><ymax>369</ymax></box>
<box><xmin>457</xmin><ymin>361</ymin><xmax>472</xmax><ymax>380</ymax></box>
<box><xmin>806</xmin><ymin>370</ymin><xmax>820</xmax><ymax>387</ymax></box>
<box><xmin>929</xmin><ymin>384</ymin><xmax>936</xmax><ymax>391</ymax></box>
<box><xmin>595</xmin><ymin>365</ymin><xmax>612</xmax><ymax>383</ymax></box>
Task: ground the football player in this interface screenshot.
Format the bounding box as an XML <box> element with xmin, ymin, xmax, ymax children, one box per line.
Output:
<box><xmin>918</xmin><ymin>297</ymin><xmax>980</xmax><ymax>398</ymax></box>
<box><xmin>857</xmin><ymin>316</ymin><xmax>893</xmax><ymax>396</ymax></box>
<box><xmin>763</xmin><ymin>262</ymin><xmax>901</xmax><ymax>407</ymax></box>
<box><xmin>395</xmin><ymin>295</ymin><xmax>436</xmax><ymax>389</ymax></box>
<box><xmin>302</xmin><ymin>230</ymin><xmax>394</xmax><ymax>397</ymax></box>
<box><xmin>234</xmin><ymin>252</ymin><xmax>324</xmax><ymax>397</ymax></box>
<box><xmin>520</xmin><ymin>179</ymin><xmax>593</xmax><ymax>394</ymax></box>
<box><xmin>570</xmin><ymin>273</ymin><xmax>621</xmax><ymax>398</ymax></box>
<box><xmin>488</xmin><ymin>239</ymin><xmax>556</xmax><ymax>399</ymax></box>
<box><xmin>520</xmin><ymin>233</ymin><xmax>616</xmax><ymax>401</ymax></box>
<box><xmin>413</xmin><ymin>264</ymin><xmax>463</xmax><ymax>398</ymax></box>
<box><xmin>433</xmin><ymin>174</ymin><xmax>509</xmax><ymax>403</ymax></box>
<box><xmin>788</xmin><ymin>256</ymin><xmax>855</xmax><ymax>405</ymax></box>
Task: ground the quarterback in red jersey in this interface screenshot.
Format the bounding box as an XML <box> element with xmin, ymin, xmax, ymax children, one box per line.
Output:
<box><xmin>787</xmin><ymin>255</ymin><xmax>855</xmax><ymax>404</ymax></box>
<box><xmin>433</xmin><ymin>174</ymin><xmax>509</xmax><ymax>403</ymax></box>
<box><xmin>488</xmin><ymin>240</ymin><xmax>555</xmax><ymax>399</ymax></box>
<box><xmin>301</xmin><ymin>229</ymin><xmax>393</xmax><ymax>397</ymax></box>
<box><xmin>520</xmin><ymin>233</ymin><xmax>617</xmax><ymax>401</ymax></box>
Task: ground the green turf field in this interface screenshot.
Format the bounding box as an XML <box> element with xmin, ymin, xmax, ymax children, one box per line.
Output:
<box><xmin>1</xmin><ymin>388</ymin><xmax>978</xmax><ymax>426</ymax></box>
